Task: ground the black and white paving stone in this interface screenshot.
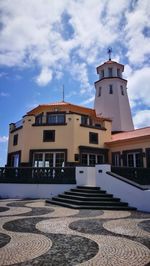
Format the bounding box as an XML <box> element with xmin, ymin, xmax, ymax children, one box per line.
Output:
<box><xmin>0</xmin><ymin>199</ymin><xmax>149</xmax><ymax>266</ymax></box>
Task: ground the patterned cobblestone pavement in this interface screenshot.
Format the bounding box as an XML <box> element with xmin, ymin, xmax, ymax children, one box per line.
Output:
<box><xmin>0</xmin><ymin>199</ymin><xmax>150</xmax><ymax>265</ymax></box>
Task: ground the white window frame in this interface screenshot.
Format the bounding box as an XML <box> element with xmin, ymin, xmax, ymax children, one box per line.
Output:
<box><xmin>33</xmin><ymin>152</ymin><xmax>65</xmax><ymax>168</ymax></box>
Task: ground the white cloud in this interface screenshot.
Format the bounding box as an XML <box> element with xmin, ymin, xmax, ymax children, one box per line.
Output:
<box><xmin>70</xmin><ymin>61</ymin><xmax>92</xmax><ymax>95</ymax></box>
<box><xmin>0</xmin><ymin>136</ymin><xmax>8</xmax><ymax>143</ymax></box>
<box><xmin>133</xmin><ymin>110</ymin><xmax>150</xmax><ymax>128</ymax></box>
<box><xmin>125</xmin><ymin>0</ymin><xmax>150</xmax><ymax>65</ymax></box>
<box><xmin>80</xmin><ymin>95</ymin><xmax>95</xmax><ymax>106</ymax></box>
<box><xmin>128</xmin><ymin>67</ymin><xmax>150</xmax><ymax>108</ymax></box>
<box><xmin>0</xmin><ymin>0</ymin><xmax>149</xmax><ymax>87</ymax></box>
<box><xmin>36</xmin><ymin>67</ymin><xmax>53</xmax><ymax>86</ymax></box>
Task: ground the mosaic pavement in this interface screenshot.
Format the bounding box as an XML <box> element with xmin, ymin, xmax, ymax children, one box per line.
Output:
<box><xmin>0</xmin><ymin>199</ymin><xmax>150</xmax><ymax>265</ymax></box>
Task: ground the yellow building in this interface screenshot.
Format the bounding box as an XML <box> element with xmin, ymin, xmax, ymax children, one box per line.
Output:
<box><xmin>8</xmin><ymin>101</ymin><xmax>111</xmax><ymax>167</ymax></box>
<box><xmin>106</xmin><ymin>127</ymin><xmax>150</xmax><ymax>168</ymax></box>
<box><xmin>7</xmin><ymin>56</ymin><xmax>150</xmax><ymax>169</ymax></box>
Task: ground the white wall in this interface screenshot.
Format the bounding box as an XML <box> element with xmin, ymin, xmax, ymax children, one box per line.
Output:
<box><xmin>0</xmin><ymin>184</ymin><xmax>76</xmax><ymax>199</ymax></box>
<box><xmin>95</xmin><ymin>164</ymin><xmax>150</xmax><ymax>212</ymax></box>
<box><xmin>76</xmin><ymin>167</ymin><xmax>96</xmax><ymax>186</ymax></box>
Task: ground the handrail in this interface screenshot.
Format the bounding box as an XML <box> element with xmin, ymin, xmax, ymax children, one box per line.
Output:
<box><xmin>107</xmin><ymin>171</ymin><xmax>149</xmax><ymax>190</ymax></box>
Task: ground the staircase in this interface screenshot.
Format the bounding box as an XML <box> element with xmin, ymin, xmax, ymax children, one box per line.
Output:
<box><xmin>46</xmin><ymin>186</ymin><xmax>136</xmax><ymax>210</ymax></box>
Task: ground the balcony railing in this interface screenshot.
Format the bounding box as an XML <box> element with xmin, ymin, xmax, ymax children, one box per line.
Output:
<box><xmin>111</xmin><ymin>166</ymin><xmax>150</xmax><ymax>185</ymax></box>
<box><xmin>10</xmin><ymin>119</ymin><xmax>23</xmax><ymax>132</ymax></box>
<box><xmin>0</xmin><ymin>167</ymin><xmax>76</xmax><ymax>184</ymax></box>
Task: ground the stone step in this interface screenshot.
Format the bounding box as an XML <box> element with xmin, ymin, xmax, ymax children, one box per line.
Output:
<box><xmin>52</xmin><ymin>196</ymin><xmax>128</xmax><ymax>206</ymax></box>
<box><xmin>46</xmin><ymin>199</ymin><xmax>136</xmax><ymax>210</ymax></box>
<box><xmin>71</xmin><ymin>188</ymin><xmax>106</xmax><ymax>193</ymax></box>
<box><xmin>77</xmin><ymin>186</ymin><xmax>101</xmax><ymax>190</ymax></box>
<box><xmin>59</xmin><ymin>194</ymin><xmax>120</xmax><ymax>202</ymax></box>
<box><xmin>64</xmin><ymin>191</ymin><xmax>113</xmax><ymax>197</ymax></box>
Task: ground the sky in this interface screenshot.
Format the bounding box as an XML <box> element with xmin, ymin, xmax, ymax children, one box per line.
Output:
<box><xmin>0</xmin><ymin>0</ymin><xmax>150</xmax><ymax>166</ymax></box>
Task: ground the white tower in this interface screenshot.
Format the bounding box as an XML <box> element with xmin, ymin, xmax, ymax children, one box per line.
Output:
<box><xmin>94</xmin><ymin>50</ymin><xmax>134</xmax><ymax>133</ymax></box>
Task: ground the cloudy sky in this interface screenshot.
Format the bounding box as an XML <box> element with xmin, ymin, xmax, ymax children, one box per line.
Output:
<box><xmin>0</xmin><ymin>0</ymin><xmax>150</xmax><ymax>166</ymax></box>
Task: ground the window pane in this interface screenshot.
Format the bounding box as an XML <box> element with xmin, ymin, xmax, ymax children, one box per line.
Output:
<box><xmin>120</xmin><ymin>85</ymin><xmax>124</xmax><ymax>95</ymax></box>
<box><xmin>43</xmin><ymin>130</ymin><xmax>55</xmax><ymax>142</ymax></box>
<box><xmin>47</xmin><ymin>114</ymin><xmax>65</xmax><ymax>124</ymax></box>
<box><xmin>81</xmin><ymin>116</ymin><xmax>88</xmax><ymax>125</ymax></box>
<box><xmin>128</xmin><ymin>154</ymin><xmax>134</xmax><ymax>167</ymax></box>
<box><xmin>47</xmin><ymin>115</ymin><xmax>56</xmax><ymax>124</ymax></box>
<box><xmin>34</xmin><ymin>153</ymin><xmax>43</xmax><ymax>167</ymax></box>
<box><xmin>108</xmin><ymin>68</ymin><xmax>112</xmax><ymax>77</ymax></box>
<box><xmin>57</xmin><ymin>114</ymin><xmax>65</xmax><ymax>123</ymax></box>
<box><xmin>89</xmin><ymin>132</ymin><xmax>98</xmax><ymax>144</ymax></box>
<box><xmin>89</xmin><ymin>154</ymin><xmax>96</xmax><ymax>166</ymax></box>
<box><xmin>135</xmin><ymin>153</ymin><xmax>141</xmax><ymax>167</ymax></box>
<box><xmin>55</xmin><ymin>153</ymin><xmax>65</xmax><ymax>167</ymax></box>
<box><xmin>13</xmin><ymin>154</ymin><xmax>19</xmax><ymax>167</ymax></box>
<box><xmin>109</xmin><ymin>84</ymin><xmax>113</xmax><ymax>94</ymax></box>
<box><xmin>97</xmin><ymin>155</ymin><xmax>104</xmax><ymax>164</ymax></box>
<box><xmin>81</xmin><ymin>154</ymin><xmax>88</xmax><ymax>165</ymax></box>
<box><xmin>117</xmin><ymin>69</ymin><xmax>121</xmax><ymax>77</ymax></box>
<box><xmin>45</xmin><ymin>153</ymin><xmax>53</xmax><ymax>167</ymax></box>
<box><xmin>98</xmin><ymin>87</ymin><xmax>101</xmax><ymax>97</ymax></box>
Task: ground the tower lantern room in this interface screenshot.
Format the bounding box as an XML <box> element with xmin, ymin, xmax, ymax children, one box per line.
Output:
<box><xmin>94</xmin><ymin>53</ymin><xmax>134</xmax><ymax>133</ymax></box>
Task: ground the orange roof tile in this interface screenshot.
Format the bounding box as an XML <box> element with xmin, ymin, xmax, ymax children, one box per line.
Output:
<box><xmin>27</xmin><ymin>101</ymin><xmax>111</xmax><ymax>121</ymax></box>
<box><xmin>106</xmin><ymin>127</ymin><xmax>150</xmax><ymax>144</ymax></box>
<box><xmin>96</xmin><ymin>60</ymin><xmax>124</xmax><ymax>71</ymax></box>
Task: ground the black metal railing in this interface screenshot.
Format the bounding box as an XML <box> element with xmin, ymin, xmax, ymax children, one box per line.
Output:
<box><xmin>111</xmin><ymin>167</ymin><xmax>150</xmax><ymax>185</ymax></box>
<box><xmin>0</xmin><ymin>167</ymin><xmax>76</xmax><ymax>184</ymax></box>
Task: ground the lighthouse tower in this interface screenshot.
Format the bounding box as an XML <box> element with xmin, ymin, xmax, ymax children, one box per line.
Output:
<box><xmin>94</xmin><ymin>49</ymin><xmax>134</xmax><ymax>133</ymax></box>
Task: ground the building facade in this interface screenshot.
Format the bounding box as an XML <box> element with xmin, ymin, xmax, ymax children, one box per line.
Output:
<box><xmin>7</xmin><ymin>58</ymin><xmax>150</xmax><ymax>169</ymax></box>
<box><xmin>7</xmin><ymin>102</ymin><xmax>111</xmax><ymax>167</ymax></box>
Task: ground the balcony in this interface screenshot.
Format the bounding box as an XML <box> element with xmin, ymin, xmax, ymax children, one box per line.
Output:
<box><xmin>33</xmin><ymin>114</ymin><xmax>67</xmax><ymax>126</ymax></box>
<box><xmin>10</xmin><ymin>119</ymin><xmax>23</xmax><ymax>133</ymax></box>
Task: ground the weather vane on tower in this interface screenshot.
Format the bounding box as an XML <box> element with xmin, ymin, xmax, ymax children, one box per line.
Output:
<box><xmin>107</xmin><ymin>47</ymin><xmax>112</xmax><ymax>61</ymax></box>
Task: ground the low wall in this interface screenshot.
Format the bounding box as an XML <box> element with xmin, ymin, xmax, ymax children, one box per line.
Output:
<box><xmin>96</xmin><ymin>165</ymin><xmax>150</xmax><ymax>212</ymax></box>
<box><xmin>0</xmin><ymin>184</ymin><xmax>76</xmax><ymax>199</ymax></box>
<box><xmin>76</xmin><ymin>167</ymin><xmax>96</xmax><ymax>186</ymax></box>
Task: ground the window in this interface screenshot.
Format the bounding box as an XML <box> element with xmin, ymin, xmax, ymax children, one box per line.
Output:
<box><xmin>89</xmin><ymin>132</ymin><xmax>98</xmax><ymax>144</ymax></box>
<box><xmin>101</xmin><ymin>70</ymin><xmax>104</xmax><ymax>78</ymax></box>
<box><xmin>120</xmin><ymin>85</ymin><xmax>124</xmax><ymax>95</ymax></box>
<box><xmin>47</xmin><ymin>113</ymin><xmax>65</xmax><ymax>124</ymax></box>
<box><xmin>146</xmin><ymin>148</ymin><xmax>150</xmax><ymax>168</ymax></box>
<box><xmin>117</xmin><ymin>68</ymin><xmax>121</xmax><ymax>77</ymax></box>
<box><xmin>112</xmin><ymin>152</ymin><xmax>121</xmax><ymax>166</ymax></box>
<box><xmin>97</xmin><ymin>154</ymin><xmax>104</xmax><ymax>164</ymax></box>
<box><xmin>98</xmin><ymin>87</ymin><xmax>101</xmax><ymax>97</ymax></box>
<box><xmin>81</xmin><ymin>153</ymin><xmax>104</xmax><ymax>166</ymax></box>
<box><xmin>81</xmin><ymin>154</ymin><xmax>88</xmax><ymax>165</ymax></box>
<box><xmin>55</xmin><ymin>153</ymin><xmax>65</xmax><ymax>167</ymax></box>
<box><xmin>13</xmin><ymin>134</ymin><xmax>18</xmax><ymax>146</ymax></box>
<box><xmin>33</xmin><ymin>152</ymin><xmax>65</xmax><ymax>167</ymax></box>
<box><xmin>127</xmin><ymin>153</ymin><xmax>142</xmax><ymax>167</ymax></box>
<box><xmin>34</xmin><ymin>153</ymin><xmax>43</xmax><ymax>167</ymax></box>
<box><xmin>12</xmin><ymin>154</ymin><xmax>20</xmax><ymax>167</ymax></box>
<box><xmin>109</xmin><ymin>84</ymin><xmax>113</xmax><ymax>94</ymax></box>
<box><xmin>43</xmin><ymin>130</ymin><xmax>55</xmax><ymax>142</ymax></box>
<box><xmin>35</xmin><ymin>114</ymin><xmax>43</xmax><ymax>125</ymax></box>
<box><xmin>81</xmin><ymin>115</ymin><xmax>88</xmax><ymax>125</ymax></box>
<box><xmin>45</xmin><ymin>153</ymin><xmax>53</xmax><ymax>167</ymax></box>
<box><xmin>108</xmin><ymin>68</ymin><xmax>113</xmax><ymax>77</ymax></box>
<box><xmin>89</xmin><ymin>154</ymin><xmax>96</xmax><ymax>166</ymax></box>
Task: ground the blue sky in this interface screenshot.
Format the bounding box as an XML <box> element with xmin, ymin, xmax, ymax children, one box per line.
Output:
<box><xmin>0</xmin><ymin>0</ymin><xmax>150</xmax><ymax>166</ymax></box>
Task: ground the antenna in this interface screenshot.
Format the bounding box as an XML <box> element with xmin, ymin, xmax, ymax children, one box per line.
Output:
<box><xmin>107</xmin><ymin>47</ymin><xmax>112</xmax><ymax>61</ymax></box>
<box><xmin>62</xmin><ymin>84</ymin><xmax>65</xmax><ymax>102</ymax></box>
